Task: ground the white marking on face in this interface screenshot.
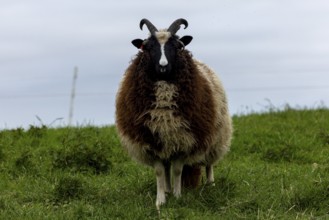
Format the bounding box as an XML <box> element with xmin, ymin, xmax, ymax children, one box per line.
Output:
<box><xmin>159</xmin><ymin>44</ymin><xmax>168</xmax><ymax>67</ymax></box>
<box><xmin>155</xmin><ymin>31</ymin><xmax>171</xmax><ymax>68</ymax></box>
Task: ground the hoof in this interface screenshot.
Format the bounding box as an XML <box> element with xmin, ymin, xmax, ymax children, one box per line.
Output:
<box><xmin>156</xmin><ymin>196</ymin><xmax>166</xmax><ymax>211</ymax></box>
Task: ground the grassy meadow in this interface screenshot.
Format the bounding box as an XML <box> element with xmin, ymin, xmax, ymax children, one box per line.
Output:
<box><xmin>0</xmin><ymin>108</ymin><xmax>329</xmax><ymax>219</ymax></box>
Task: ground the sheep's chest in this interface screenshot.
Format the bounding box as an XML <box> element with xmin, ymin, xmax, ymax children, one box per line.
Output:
<box><xmin>145</xmin><ymin>81</ymin><xmax>195</xmax><ymax>158</ymax></box>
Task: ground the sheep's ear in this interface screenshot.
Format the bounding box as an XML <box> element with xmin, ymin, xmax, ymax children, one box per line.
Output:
<box><xmin>132</xmin><ymin>39</ymin><xmax>144</xmax><ymax>49</ymax></box>
<box><xmin>179</xmin><ymin>36</ymin><xmax>193</xmax><ymax>46</ymax></box>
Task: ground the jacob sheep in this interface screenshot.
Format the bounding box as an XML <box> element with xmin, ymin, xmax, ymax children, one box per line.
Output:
<box><xmin>115</xmin><ymin>18</ymin><xmax>232</xmax><ymax>209</ymax></box>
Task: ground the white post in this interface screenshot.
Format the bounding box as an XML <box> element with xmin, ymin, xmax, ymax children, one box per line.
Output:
<box><xmin>68</xmin><ymin>66</ymin><xmax>78</xmax><ymax>126</ymax></box>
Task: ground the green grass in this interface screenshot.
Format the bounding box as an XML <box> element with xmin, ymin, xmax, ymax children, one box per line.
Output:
<box><xmin>1</xmin><ymin>108</ymin><xmax>329</xmax><ymax>219</ymax></box>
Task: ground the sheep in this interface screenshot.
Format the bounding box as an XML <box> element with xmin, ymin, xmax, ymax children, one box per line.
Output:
<box><xmin>115</xmin><ymin>18</ymin><xmax>232</xmax><ymax>209</ymax></box>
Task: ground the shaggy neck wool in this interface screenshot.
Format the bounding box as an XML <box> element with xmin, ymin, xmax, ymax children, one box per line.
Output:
<box><xmin>145</xmin><ymin>81</ymin><xmax>196</xmax><ymax>159</ymax></box>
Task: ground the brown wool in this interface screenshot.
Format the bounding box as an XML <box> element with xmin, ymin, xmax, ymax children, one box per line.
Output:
<box><xmin>116</xmin><ymin>49</ymin><xmax>232</xmax><ymax>182</ymax></box>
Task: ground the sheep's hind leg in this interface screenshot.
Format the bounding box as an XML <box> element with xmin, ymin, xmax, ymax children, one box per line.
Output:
<box><xmin>206</xmin><ymin>165</ymin><xmax>215</xmax><ymax>185</ymax></box>
<box><xmin>172</xmin><ymin>160</ymin><xmax>184</xmax><ymax>198</ymax></box>
<box><xmin>164</xmin><ymin>161</ymin><xmax>171</xmax><ymax>193</ymax></box>
<box><xmin>154</xmin><ymin>161</ymin><xmax>166</xmax><ymax>209</ymax></box>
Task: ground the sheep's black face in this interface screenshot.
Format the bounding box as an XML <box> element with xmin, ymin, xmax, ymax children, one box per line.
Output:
<box><xmin>132</xmin><ymin>32</ymin><xmax>193</xmax><ymax>80</ymax></box>
<box><xmin>147</xmin><ymin>34</ymin><xmax>174</xmax><ymax>77</ymax></box>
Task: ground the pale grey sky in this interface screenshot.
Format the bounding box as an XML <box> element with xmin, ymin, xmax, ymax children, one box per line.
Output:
<box><xmin>1</xmin><ymin>0</ymin><xmax>329</xmax><ymax>128</ymax></box>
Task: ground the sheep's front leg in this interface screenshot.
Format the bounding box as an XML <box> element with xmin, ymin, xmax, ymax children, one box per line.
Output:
<box><xmin>206</xmin><ymin>165</ymin><xmax>215</xmax><ymax>185</ymax></box>
<box><xmin>172</xmin><ymin>160</ymin><xmax>184</xmax><ymax>198</ymax></box>
<box><xmin>154</xmin><ymin>161</ymin><xmax>166</xmax><ymax>209</ymax></box>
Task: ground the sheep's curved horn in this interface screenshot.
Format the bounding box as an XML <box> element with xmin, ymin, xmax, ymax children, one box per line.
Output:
<box><xmin>167</xmin><ymin>18</ymin><xmax>188</xmax><ymax>35</ymax></box>
<box><xmin>140</xmin><ymin>19</ymin><xmax>158</xmax><ymax>35</ymax></box>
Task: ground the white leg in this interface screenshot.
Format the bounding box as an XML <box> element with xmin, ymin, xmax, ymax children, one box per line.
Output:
<box><xmin>206</xmin><ymin>165</ymin><xmax>215</xmax><ymax>185</ymax></box>
<box><xmin>154</xmin><ymin>161</ymin><xmax>166</xmax><ymax>209</ymax></box>
<box><xmin>164</xmin><ymin>161</ymin><xmax>171</xmax><ymax>193</ymax></box>
<box><xmin>172</xmin><ymin>160</ymin><xmax>184</xmax><ymax>198</ymax></box>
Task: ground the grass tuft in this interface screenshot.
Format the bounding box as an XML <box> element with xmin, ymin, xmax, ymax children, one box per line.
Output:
<box><xmin>52</xmin><ymin>128</ymin><xmax>112</xmax><ymax>174</ymax></box>
<box><xmin>197</xmin><ymin>176</ymin><xmax>236</xmax><ymax>212</ymax></box>
<box><xmin>27</xmin><ymin>125</ymin><xmax>47</xmax><ymax>138</ymax></box>
<box><xmin>53</xmin><ymin>176</ymin><xmax>86</xmax><ymax>202</ymax></box>
<box><xmin>52</xmin><ymin>143</ymin><xmax>112</xmax><ymax>174</ymax></box>
<box><xmin>14</xmin><ymin>151</ymin><xmax>35</xmax><ymax>173</ymax></box>
<box><xmin>262</xmin><ymin>145</ymin><xmax>296</xmax><ymax>162</ymax></box>
<box><xmin>238</xmin><ymin>200</ymin><xmax>260</xmax><ymax>215</ymax></box>
<box><xmin>0</xmin><ymin>148</ymin><xmax>5</xmax><ymax>162</ymax></box>
<box><xmin>291</xmin><ymin>180</ymin><xmax>329</xmax><ymax>214</ymax></box>
<box><xmin>318</xmin><ymin>130</ymin><xmax>329</xmax><ymax>145</ymax></box>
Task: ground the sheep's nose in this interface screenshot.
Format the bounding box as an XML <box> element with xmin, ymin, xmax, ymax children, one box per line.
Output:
<box><xmin>159</xmin><ymin>66</ymin><xmax>167</xmax><ymax>73</ymax></box>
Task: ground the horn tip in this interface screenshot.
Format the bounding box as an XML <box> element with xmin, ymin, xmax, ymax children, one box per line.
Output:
<box><xmin>181</xmin><ymin>18</ymin><xmax>188</xmax><ymax>29</ymax></box>
<box><xmin>139</xmin><ymin>18</ymin><xmax>147</xmax><ymax>30</ymax></box>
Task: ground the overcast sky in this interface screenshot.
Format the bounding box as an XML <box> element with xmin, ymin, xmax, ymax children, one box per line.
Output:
<box><xmin>1</xmin><ymin>0</ymin><xmax>329</xmax><ymax>129</ymax></box>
